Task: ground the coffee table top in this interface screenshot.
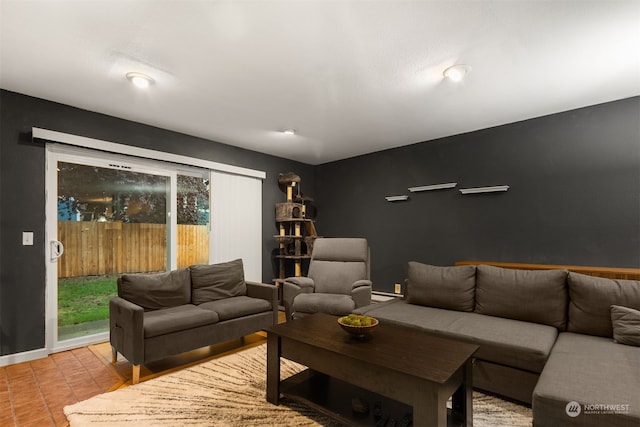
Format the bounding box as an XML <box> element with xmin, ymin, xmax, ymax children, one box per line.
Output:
<box><xmin>266</xmin><ymin>312</ymin><xmax>478</xmax><ymax>385</ymax></box>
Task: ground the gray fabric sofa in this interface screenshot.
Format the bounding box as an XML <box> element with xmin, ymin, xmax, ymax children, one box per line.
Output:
<box><xmin>109</xmin><ymin>258</ymin><xmax>278</xmax><ymax>383</ymax></box>
<box><xmin>355</xmin><ymin>262</ymin><xmax>640</xmax><ymax>426</ymax></box>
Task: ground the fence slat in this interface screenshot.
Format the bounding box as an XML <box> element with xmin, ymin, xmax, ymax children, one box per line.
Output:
<box><xmin>57</xmin><ymin>222</ymin><xmax>208</xmax><ymax>278</ymax></box>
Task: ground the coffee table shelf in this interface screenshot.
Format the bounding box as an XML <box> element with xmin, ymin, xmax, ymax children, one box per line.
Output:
<box><xmin>281</xmin><ymin>369</ymin><xmax>412</xmax><ymax>427</ymax></box>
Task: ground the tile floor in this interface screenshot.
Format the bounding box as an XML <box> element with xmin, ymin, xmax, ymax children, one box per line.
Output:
<box><xmin>1</xmin><ymin>313</ymin><xmax>283</xmax><ymax>426</ymax></box>
<box><xmin>1</xmin><ymin>346</ymin><xmax>122</xmax><ymax>427</ymax></box>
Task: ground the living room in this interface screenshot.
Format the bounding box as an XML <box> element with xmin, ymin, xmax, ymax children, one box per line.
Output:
<box><xmin>1</xmin><ymin>1</ymin><xmax>639</xmax><ymax>426</ymax></box>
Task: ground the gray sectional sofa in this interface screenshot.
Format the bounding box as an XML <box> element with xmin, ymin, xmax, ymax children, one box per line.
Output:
<box><xmin>355</xmin><ymin>262</ymin><xmax>640</xmax><ymax>427</ymax></box>
<box><xmin>109</xmin><ymin>258</ymin><xmax>278</xmax><ymax>383</ymax></box>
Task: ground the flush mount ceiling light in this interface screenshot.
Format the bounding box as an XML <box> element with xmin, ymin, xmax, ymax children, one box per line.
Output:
<box><xmin>282</xmin><ymin>129</ymin><xmax>296</xmax><ymax>135</ymax></box>
<box><xmin>443</xmin><ymin>64</ymin><xmax>471</xmax><ymax>82</ymax></box>
<box><xmin>126</xmin><ymin>72</ymin><xmax>154</xmax><ymax>88</ymax></box>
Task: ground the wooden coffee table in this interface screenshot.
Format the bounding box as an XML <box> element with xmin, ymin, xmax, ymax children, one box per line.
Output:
<box><xmin>266</xmin><ymin>313</ymin><xmax>479</xmax><ymax>427</ymax></box>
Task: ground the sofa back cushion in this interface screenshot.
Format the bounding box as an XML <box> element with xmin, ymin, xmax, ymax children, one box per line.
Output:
<box><xmin>611</xmin><ymin>305</ymin><xmax>640</xmax><ymax>346</ymax></box>
<box><xmin>475</xmin><ymin>265</ymin><xmax>568</xmax><ymax>329</ymax></box>
<box><xmin>406</xmin><ymin>262</ymin><xmax>476</xmax><ymax>312</ymax></box>
<box><xmin>118</xmin><ymin>268</ymin><xmax>191</xmax><ymax>310</ymax></box>
<box><xmin>567</xmin><ymin>272</ymin><xmax>640</xmax><ymax>337</ymax></box>
<box><xmin>190</xmin><ymin>258</ymin><xmax>247</xmax><ymax>304</ymax></box>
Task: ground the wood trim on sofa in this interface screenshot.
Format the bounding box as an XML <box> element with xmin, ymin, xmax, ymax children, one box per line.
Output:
<box><xmin>455</xmin><ymin>260</ymin><xmax>640</xmax><ymax>281</ymax></box>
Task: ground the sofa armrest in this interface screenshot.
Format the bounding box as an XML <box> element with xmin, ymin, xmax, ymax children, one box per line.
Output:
<box><xmin>246</xmin><ymin>281</ymin><xmax>279</xmax><ymax>325</ymax></box>
<box><xmin>109</xmin><ymin>296</ymin><xmax>145</xmax><ymax>365</ymax></box>
<box><xmin>282</xmin><ymin>277</ymin><xmax>316</xmax><ymax>320</ymax></box>
<box><xmin>246</xmin><ymin>281</ymin><xmax>277</xmax><ymax>302</ymax></box>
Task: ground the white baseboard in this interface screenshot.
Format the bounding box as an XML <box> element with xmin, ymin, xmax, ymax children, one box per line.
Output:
<box><xmin>0</xmin><ymin>332</ymin><xmax>109</xmax><ymax>367</ymax></box>
<box><xmin>0</xmin><ymin>347</ymin><xmax>49</xmax><ymax>367</ymax></box>
<box><xmin>372</xmin><ymin>290</ymin><xmax>404</xmax><ymax>302</ymax></box>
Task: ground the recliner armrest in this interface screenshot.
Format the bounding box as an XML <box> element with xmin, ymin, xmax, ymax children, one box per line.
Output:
<box><xmin>351</xmin><ymin>281</ymin><xmax>372</xmax><ymax>309</ymax></box>
<box><xmin>284</xmin><ymin>276</ymin><xmax>315</xmax><ymax>289</ymax></box>
<box><xmin>282</xmin><ymin>277</ymin><xmax>316</xmax><ymax>320</ymax></box>
<box><xmin>109</xmin><ymin>296</ymin><xmax>144</xmax><ymax>365</ymax></box>
<box><xmin>351</xmin><ymin>279</ymin><xmax>372</xmax><ymax>289</ymax></box>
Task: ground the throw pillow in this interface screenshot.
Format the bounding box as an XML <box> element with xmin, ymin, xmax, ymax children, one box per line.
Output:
<box><xmin>118</xmin><ymin>268</ymin><xmax>191</xmax><ymax>310</ymax></box>
<box><xmin>611</xmin><ymin>305</ymin><xmax>640</xmax><ymax>346</ymax></box>
<box><xmin>475</xmin><ymin>265</ymin><xmax>568</xmax><ymax>329</ymax></box>
<box><xmin>190</xmin><ymin>258</ymin><xmax>247</xmax><ymax>304</ymax></box>
<box><xmin>567</xmin><ymin>273</ymin><xmax>640</xmax><ymax>337</ymax></box>
<box><xmin>406</xmin><ymin>262</ymin><xmax>476</xmax><ymax>312</ymax></box>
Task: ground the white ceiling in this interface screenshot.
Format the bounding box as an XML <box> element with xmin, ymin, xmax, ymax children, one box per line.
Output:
<box><xmin>1</xmin><ymin>1</ymin><xmax>639</xmax><ymax>165</ymax></box>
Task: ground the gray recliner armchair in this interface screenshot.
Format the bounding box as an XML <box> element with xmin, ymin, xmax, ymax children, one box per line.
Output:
<box><xmin>282</xmin><ymin>237</ymin><xmax>372</xmax><ymax>320</ymax></box>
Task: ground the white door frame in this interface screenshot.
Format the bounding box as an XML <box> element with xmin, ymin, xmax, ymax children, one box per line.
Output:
<box><xmin>37</xmin><ymin>127</ymin><xmax>265</xmax><ymax>357</ymax></box>
<box><xmin>45</xmin><ymin>144</ymin><xmax>180</xmax><ymax>352</ymax></box>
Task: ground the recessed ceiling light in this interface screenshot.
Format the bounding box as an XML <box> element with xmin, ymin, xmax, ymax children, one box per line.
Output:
<box><xmin>282</xmin><ymin>129</ymin><xmax>296</xmax><ymax>135</ymax></box>
<box><xmin>443</xmin><ymin>64</ymin><xmax>471</xmax><ymax>82</ymax></box>
<box><xmin>126</xmin><ymin>72</ymin><xmax>154</xmax><ymax>88</ymax></box>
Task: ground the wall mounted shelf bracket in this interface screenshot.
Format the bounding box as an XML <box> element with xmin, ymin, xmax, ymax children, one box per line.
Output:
<box><xmin>459</xmin><ymin>185</ymin><xmax>510</xmax><ymax>194</ymax></box>
<box><xmin>408</xmin><ymin>182</ymin><xmax>457</xmax><ymax>192</ymax></box>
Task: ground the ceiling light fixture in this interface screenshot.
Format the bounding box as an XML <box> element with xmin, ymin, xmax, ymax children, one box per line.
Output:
<box><xmin>443</xmin><ymin>64</ymin><xmax>471</xmax><ymax>82</ymax></box>
<box><xmin>126</xmin><ymin>72</ymin><xmax>154</xmax><ymax>88</ymax></box>
<box><xmin>282</xmin><ymin>129</ymin><xmax>296</xmax><ymax>135</ymax></box>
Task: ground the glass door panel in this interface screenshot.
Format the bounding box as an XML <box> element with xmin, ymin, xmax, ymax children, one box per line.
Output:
<box><xmin>56</xmin><ymin>161</ymin><xmax>170</xmax><ymax>342</ymax></box>
<box><xmin>177</xmin><ymin>173</ymin><xmax>210</xmax><ymax>268</ymax></box>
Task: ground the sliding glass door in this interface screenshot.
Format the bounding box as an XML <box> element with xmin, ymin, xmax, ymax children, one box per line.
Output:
<box><xmin>46</xmin><ymin>146</ymin><xmax>210</xmax><ymax>352</ymax></box>
<box><xmin>177</xmin><ymin>173</ymin><xmax>210</xmax><ymax>268</ymax></box>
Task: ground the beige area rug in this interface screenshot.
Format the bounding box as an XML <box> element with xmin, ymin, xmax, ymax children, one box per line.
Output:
<box><xmin>64</xmin><ymin>344</ymin><xmax>532</xmax><ymax>426</ymax></box>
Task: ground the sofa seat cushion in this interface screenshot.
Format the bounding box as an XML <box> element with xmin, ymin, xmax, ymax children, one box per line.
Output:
<box><xmin>356</xmin><ymin>299</ymin><xmax>556</xmax><ymax>373</ymax></box>
<box><xmin>446</xmin><ymin>309</ymin><xmax>557</xmax><ymax>373</ymax></box>
<box><xmin>533</xmin><ymin>332</ymin><xmax>640</xmax><ymax>427</ymax></box>
<box><xmin>293</xmin><ymin>293</ymin><xmax>355</xmax><ymax>316</ymax></box>
<box><xmin>143</xmin><ymin>305</ymin><xmax>219</xmax><ymax>338</ymax></box>
<box><xmin>198</xmin><ymin>296</ymin><xmax>272</xmax><ymax>321</ymax></box>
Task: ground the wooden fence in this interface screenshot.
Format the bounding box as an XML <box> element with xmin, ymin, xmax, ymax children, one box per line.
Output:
<box><xmin>58</xmin><ymin>222</ymin><xmax>209</xmax><ymax>278</ymax></box>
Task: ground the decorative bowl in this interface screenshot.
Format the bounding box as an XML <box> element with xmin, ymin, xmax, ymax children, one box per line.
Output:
<box><xmin>338</xmin><ymin>314</ymin><xmax>379</xmax><ymax>339</ymax></box>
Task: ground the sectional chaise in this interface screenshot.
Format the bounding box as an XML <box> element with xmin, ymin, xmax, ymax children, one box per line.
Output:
<box><xmin>355</xmin><ymin>261</ymin><xmax>640</xmax><ymax>427</ymax></box>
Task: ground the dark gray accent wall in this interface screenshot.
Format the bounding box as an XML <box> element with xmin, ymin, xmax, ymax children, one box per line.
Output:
<box><xmin>2</xmin><ymin>89</ymin><xmax>638</xmax><ymax>358</ymax></box>
<box><xmin>0</xmin><ymin>89</ymin><xmax>314</xmax><ymax>356</ymax></box>
<box><xmin>314</xmin><ymin>97</ymin><xmax>640</xmax><ymax>292</ymax></box>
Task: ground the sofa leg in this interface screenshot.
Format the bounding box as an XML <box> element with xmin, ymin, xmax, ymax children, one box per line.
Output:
<box><xmin>132</xmin><ymin>365</ymin><xmax>140</xmax><ymax>385</ymax></box>
<box><xmin>111</xmin><ymin>347</ymin><xmax>117</xmax><ymax>364</ymax></box>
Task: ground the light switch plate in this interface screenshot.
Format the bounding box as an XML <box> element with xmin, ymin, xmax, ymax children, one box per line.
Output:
<box><xmin>22</xmin><ymin>231</ymin><xmax>34</xmax><ymax>246</ymax></box>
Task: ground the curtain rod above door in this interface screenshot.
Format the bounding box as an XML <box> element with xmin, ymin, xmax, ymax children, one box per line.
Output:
<box><xmin>32</xmin><ymin>127</ymin><xmax>266</xmax><ymax>180</ymax></box>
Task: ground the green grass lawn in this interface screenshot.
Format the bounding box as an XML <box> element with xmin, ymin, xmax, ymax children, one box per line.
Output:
<box><xmin>58</xmin><ymin>275</ymin><xmax>117</xmax><ymax>327</ymax></box>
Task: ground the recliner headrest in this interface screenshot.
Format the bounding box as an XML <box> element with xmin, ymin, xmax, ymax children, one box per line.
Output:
<box><xmin>311</xmin><ymin>238</ymin><xmax>368</xmax><ymax>262</ymax></box>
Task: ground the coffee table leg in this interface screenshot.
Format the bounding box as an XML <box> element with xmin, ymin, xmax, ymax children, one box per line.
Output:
<box><xmin>266</xmin><ymin>333</ymin><xmax>281</xmax><ymax>405</ymax></box>
<box><xmin>414</xmin><ymin>385</ymin><xmax>448</xmax><ymax>427</ymax></box>
<box><xmin>452</xmin><ymin>359</ymin><xmax>474</xmax><ymax>427</ymax></box>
